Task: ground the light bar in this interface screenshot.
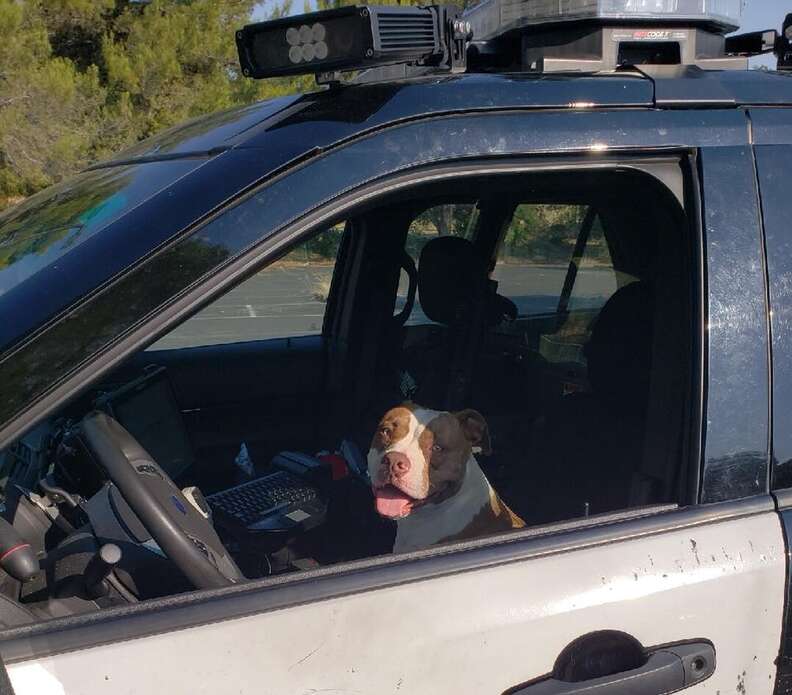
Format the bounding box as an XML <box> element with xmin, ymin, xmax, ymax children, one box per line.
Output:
<box><xmin>466</xmin><ymin>0</ymin><xmax>742</xmax><ymax>41</ymax></box>
<box><xmin>236</xmin><ymin>5</ymin><xmax>467</xmax><ymax>80</ymax></box>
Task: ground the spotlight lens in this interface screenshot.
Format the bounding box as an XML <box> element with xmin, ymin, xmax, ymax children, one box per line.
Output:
<box><xmin>302</xmin><ymin>42</ymin><xmax>316</xmax><ymax>61</ymax></box>
<box><xmin>285</xmin><ymin>26</ymin><xmax>300</xmax><ymax>46</ymax></box>
<box><xmin>299</xmin><ymin>24</ymin><xmax>313</xmax><ymax>44</ymax></box>
<box><xmin>315</xmin><ymin>41</ymin><xmax>329</xmax><ymax>59</ymax></box>
<box><xmin>289</xmin><ymin>44</ymin><xmax>303</xmax><ymax>63</ymax></box>
<box><xmin>312</xmin><ymin>23</ymin><xmax>326</xmax><ymax>42</ymax></box>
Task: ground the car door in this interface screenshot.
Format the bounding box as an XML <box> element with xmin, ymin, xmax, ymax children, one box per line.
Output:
<box><xmin>0</xmin><ymin>108</ymin><xmax>784</xmax><ymax>695</ymax></box>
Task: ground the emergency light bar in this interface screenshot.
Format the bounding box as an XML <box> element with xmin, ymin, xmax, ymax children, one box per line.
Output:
<box><xmin>236</xmin><ymin>5</ymin><xmax>469</xmax><ymax>80</ymax></box>
<box><xmin>466</xmin><ymin>0</ymin><xmax>742</xmax><ymax>41</ymax></box>
<box><xmin>463</xmin><ymin>0</ymin><xmax>750</xmax><ymax>71</ymax></box>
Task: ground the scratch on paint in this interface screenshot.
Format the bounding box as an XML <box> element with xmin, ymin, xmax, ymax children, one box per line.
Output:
<box><xmin>737</xmin><ymin>669</ymin><xmax>746</xmax><ymax>693</ymax></box>
<box><xmin>690</xmin><ymin>539</ymin><xmax>701</xmax><ymax>566</ymax></box>
<box><xmin>290</xmin><ymin>644</ymin><xmax>325</xmax><ymax>671</ymax></box>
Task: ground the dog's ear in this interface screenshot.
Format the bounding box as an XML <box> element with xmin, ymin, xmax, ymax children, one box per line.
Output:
<box><xmin>454</xmin><ymin>409</ymin><xmax>492</xmax><ymax>456</ymax></box>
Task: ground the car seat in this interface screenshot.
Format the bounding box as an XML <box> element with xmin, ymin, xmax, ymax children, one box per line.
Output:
<box><xmin>525</xmin><ymin>281</ymin><xmax>656</xmax><ymax>523</ymax></box>
<box><xmin>406</xmin><ymin>236</ymin><xmax>517</xmax><ymax>410</ymax></box>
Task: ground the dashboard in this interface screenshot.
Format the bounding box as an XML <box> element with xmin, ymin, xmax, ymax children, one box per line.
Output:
<box><xmin>0</xmin><ymin>365</ymin><xmax>389</xmax><ymax>626</ymax></box>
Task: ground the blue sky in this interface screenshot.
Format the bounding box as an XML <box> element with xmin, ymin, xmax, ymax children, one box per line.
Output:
<box><xmin>252</xmin><ymin>0</ymin><xmax>789</xmax><ymax>67</ymax></box>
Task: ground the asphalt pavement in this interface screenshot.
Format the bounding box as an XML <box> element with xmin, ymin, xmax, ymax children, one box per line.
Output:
<box><xmin>151</xmin><ymin>263</ymin><xmax>617</xmax><ymax>350</ymax></box>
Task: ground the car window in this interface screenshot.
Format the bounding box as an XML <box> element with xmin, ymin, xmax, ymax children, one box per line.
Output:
<box><xmin>490</xmin><ymin>205</ymin><xmax>637</xmax><ymax>369</ymax></box>
<box><xmin>0</xmin><ymin>165</ymin><xmax>693</xmax><ymax>612</ymax></box>
<box><xmin>493</xmin><ymin>204</ymin><xmax>629</xmax><ymax>316</ymax></box>
<box><xmin>148</xmin><ymin>222</ymin><xmax>345</xmax><ymax>350</ymax></box>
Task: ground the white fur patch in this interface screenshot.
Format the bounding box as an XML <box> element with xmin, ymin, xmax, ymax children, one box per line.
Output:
<box><xmin>392</xmin><ymin>455</ymin><xmax>495</xmax><ymax>553</ymax></box>
<box><xmin>367</xmin><ymin>407</ymin><xmax>441</xmax><ymax>500</ymax></box>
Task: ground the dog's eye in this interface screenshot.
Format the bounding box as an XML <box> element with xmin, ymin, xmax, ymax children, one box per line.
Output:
<box><xmin>380</xmin><ymin>427</ymin><xmax>390</xmax><ymax>437</ymax></box>
<box><xmin>432</xmin><ymin>444</ymin><xmax>443</xmax><ymax>453</ymax></box>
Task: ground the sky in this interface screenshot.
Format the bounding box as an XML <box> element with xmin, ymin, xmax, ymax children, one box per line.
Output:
<box><xmin>252</xmin><ymin>0</ymin><xmax>789</xmax><ymax>68</ymax></box>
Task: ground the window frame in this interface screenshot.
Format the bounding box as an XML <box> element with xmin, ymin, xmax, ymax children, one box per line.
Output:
<box><xmin>0</xmin><ymin>154</ymin><xmax>695</xmax><ymax>448</ymax></box>
<box><xmin>0</xmin><ymin>154</ymin><xmax>698</xmax><ymax>491</ymax></box>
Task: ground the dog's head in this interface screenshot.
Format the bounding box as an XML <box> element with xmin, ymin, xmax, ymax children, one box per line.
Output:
<box><xmin>367</xmin><ymin>404</ymin><xmax>491</xmax><ymax>519</ymax></box>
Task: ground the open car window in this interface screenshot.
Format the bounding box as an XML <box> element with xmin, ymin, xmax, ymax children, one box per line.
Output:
<box><xmin>149</xmin><ymin>222</ymin><xmax>346</xmax><ymax>350</ymax></box>
<box><xmin>0</xmin><ymin>162</ymin><xmax>694</xmax><ymax>614</ymax></box>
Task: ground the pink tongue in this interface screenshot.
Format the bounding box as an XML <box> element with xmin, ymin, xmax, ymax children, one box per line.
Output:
<box><xmin>374</xmin><ymin>486</ymin><xmax>413</xmax><ymax>519</ymax></box>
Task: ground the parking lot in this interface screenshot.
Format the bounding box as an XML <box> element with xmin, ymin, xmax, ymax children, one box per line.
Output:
<box><xmin>151</xmin><ymin>263</ymin><xmax>617</xmax><ymax>350</ymax></box>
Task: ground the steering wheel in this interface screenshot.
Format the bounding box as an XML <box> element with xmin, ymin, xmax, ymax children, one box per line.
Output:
<box><xmin>82</xmin><ymin>411</ymin><xmax>244</xmax><ymax>590</ymax></box>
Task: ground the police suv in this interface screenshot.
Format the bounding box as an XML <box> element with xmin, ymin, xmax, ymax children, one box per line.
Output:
<box><xmin>0</xmin><ymin>1</ymin><xmax>791</xmax><ymax>693</ymax></box>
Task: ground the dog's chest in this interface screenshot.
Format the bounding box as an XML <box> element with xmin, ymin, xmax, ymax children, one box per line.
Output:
<box><xmin>393</xmin><ymin>458</ymin><xmax>495</xmax><ymax>553</ymax></box>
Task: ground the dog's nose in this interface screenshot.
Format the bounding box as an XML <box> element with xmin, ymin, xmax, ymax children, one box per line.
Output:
<box><xmin>383</xmin><ymin>451</ymin><xmax>411</xmax><ymax>478</ymax></box>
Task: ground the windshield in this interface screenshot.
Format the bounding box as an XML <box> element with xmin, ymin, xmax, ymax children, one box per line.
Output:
<box><xmin>0</xmin><ymin>158</ymin><xmax>204</xmax><ymax>353</ymax></box>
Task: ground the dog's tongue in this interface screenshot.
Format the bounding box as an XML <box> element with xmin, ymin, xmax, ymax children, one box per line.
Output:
<box><xmin>374</xmin><ymin>486</ymin><xmax>413</xmax><ymax>519</ymax></box>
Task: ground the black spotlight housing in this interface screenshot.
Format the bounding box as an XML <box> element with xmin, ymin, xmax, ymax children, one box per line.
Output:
<box><xmin>236</xmin><ymin>5</ymin><xmax>468</xmax><ymax>80</ymax></box>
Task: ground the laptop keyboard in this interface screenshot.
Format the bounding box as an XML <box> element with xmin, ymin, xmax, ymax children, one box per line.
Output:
<box><xmin>207</xmin><ymin>470</ymin><xmax>319</xmax><ymax>527</ymax></box>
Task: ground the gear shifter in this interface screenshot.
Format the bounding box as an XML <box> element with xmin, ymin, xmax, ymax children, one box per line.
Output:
<box><xmin>0</xmin><ymin>517</ymin><xmax>38</xmax><ymax>583</ymax></box>
<box><xmin>84</xmin><ymin>543</ymin><xmax>122</xmax><ymax>599</ymax></box>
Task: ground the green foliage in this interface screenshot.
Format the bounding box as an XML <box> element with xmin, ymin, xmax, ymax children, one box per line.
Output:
<box><xmin>500</xmin><ymin>204</ymin><xmax>609</xmax><ymax>265</ymax></box>
<box><xmin>0</xmin><ymin>0</ymin><xmax>301</xmax><ymax>210</ymax></box>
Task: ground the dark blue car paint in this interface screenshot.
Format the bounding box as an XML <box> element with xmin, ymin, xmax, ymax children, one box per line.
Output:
<box><xmin>698</xmin><ymin>145</ymin><xmax>771</xmax><ymax>502</ymax></box>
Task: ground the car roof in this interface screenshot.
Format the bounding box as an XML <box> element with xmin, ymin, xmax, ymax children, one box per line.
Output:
<box><xmin>100</xmin><ymin>68</ymin><xmax>792</xmax><ymax>166</ymax></box>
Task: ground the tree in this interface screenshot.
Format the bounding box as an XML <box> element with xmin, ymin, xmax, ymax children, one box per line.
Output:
<box><xmin>0</xmin><ymin>0</ymin><xmax>298</xmax><ymax>211</ymax></box>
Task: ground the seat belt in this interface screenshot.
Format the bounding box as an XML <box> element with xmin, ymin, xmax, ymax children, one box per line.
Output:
<box><xmin>444</xmin><ymin>274</ymin><xmax>496</xmax><ymax>411</ymax></box>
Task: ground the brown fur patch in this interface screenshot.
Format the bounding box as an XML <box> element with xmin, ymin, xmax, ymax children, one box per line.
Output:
<box><xmin>371</xmin><ymin>405</ymin><xmax>414</xmax><ymax>452</ymax></box>
<box><xmin>424</xmin><ymin>413</ymin><xmax>472</xmax><ymax>505</ymax></box>
<box><xmin>440</xmin><ymin>490</ymin><xmax>525</xmax><ymax>546</ymax></box>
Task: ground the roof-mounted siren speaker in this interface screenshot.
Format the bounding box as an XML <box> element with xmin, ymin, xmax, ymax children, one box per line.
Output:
<box><xmin>464</xmin><ymin>0</ymin><xmax>745</xmax><ymax>72</ymax></box>
<box><xmin>236</xmin><ymin>5</ymin><xmax>470</xmax><ymax>83</ymax></box>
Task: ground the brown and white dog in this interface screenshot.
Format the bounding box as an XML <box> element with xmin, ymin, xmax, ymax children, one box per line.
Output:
<box><xmin>367</xmin><ymin>404</ymin><xmax>525</xmax><ymax>553</ymax></box>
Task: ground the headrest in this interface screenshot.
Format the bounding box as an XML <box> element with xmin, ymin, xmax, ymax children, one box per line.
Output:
<box><xmin>418</xmin><ymin>237</ymin><xmax>486</xmax><ymax>325</ymax></box>
<box><xmin>584</xmin><ymin>281</ymin><xmax>654</xmax><ymax>409</ymax></box>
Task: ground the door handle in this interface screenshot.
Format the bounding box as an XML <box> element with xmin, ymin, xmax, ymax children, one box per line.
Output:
<box><xmin>510</xmin><ymin>642</ymin><xmax>715</xmax><ymax>695</ymax></box>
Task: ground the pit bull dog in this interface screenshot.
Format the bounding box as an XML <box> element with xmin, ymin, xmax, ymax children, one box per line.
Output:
<box><xmin>367</xmin><ymin>404</ymin><xmax>525</xmax><ymax>553</ymax></box>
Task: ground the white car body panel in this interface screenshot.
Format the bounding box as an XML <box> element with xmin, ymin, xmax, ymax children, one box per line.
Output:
<box><xmin>9</xmin><ymin>510</ymin><xmax>786</xmax><ymax>695</ymax></box>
